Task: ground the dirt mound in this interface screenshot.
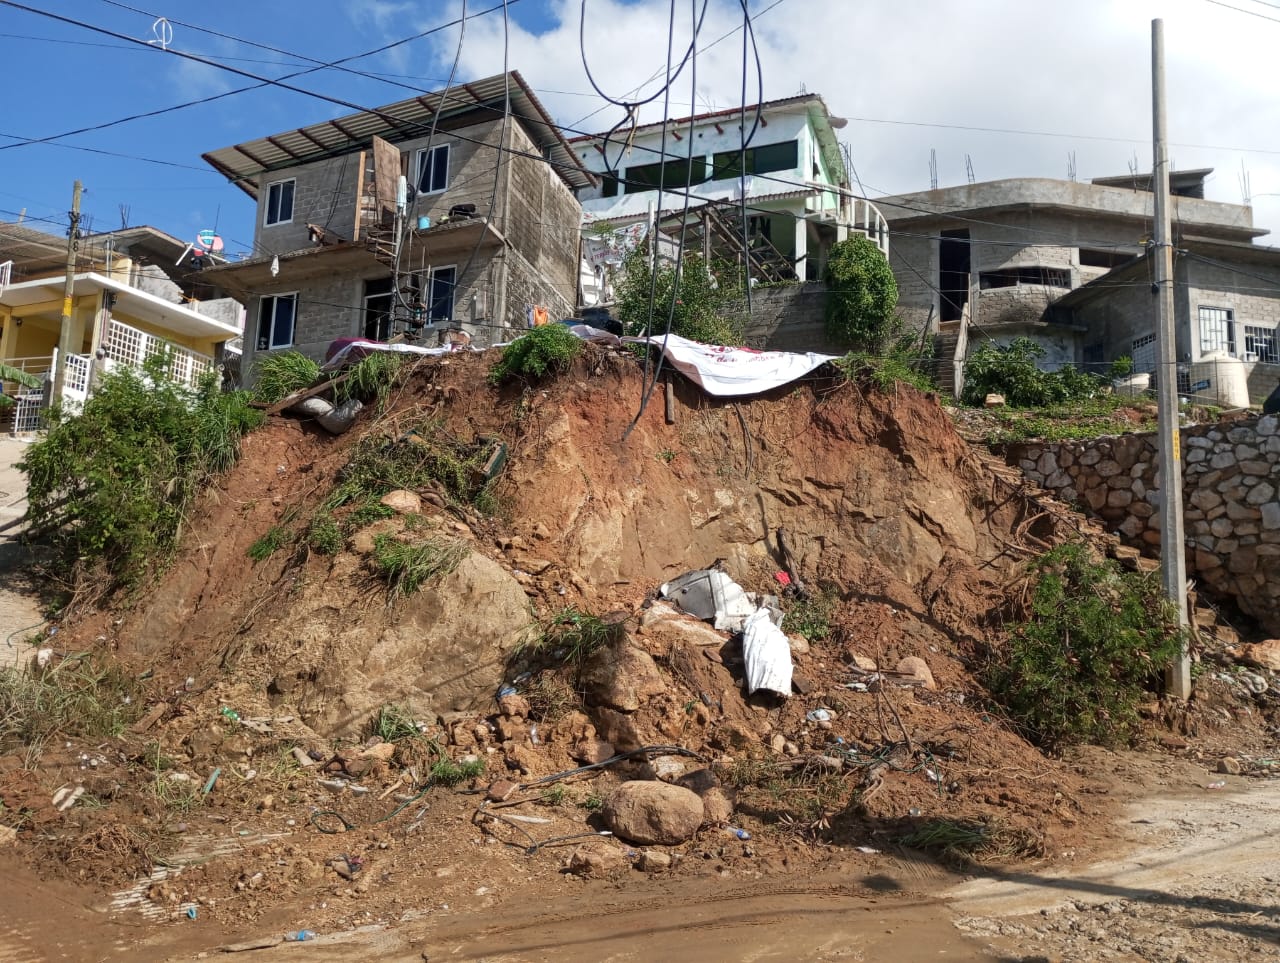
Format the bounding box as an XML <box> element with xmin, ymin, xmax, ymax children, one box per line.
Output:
<box><xmin>12</xmin><ymin>345</ymin><xmax>1274</xmax><ymax>943</ymax></box>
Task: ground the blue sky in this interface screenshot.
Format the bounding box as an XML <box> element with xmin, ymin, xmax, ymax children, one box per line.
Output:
<box><xmin>5</xmin><ymin>0</ymin><xmax>1280</xmax><ymax>254</ymax></box>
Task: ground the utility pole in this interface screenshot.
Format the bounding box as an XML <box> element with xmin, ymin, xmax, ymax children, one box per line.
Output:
<box><xmin>52</xmin><ymin>180</ymin><xmax>83</xmax><ymax>401</ymax></box>
<box><xmin>1151</xmin><ymin>20</ymin><xmax>1191</xmax><ymax>699</ymax></box>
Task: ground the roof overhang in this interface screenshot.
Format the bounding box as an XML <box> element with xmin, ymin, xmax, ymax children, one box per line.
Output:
<box><xmin>202</xmin><ymin>71</ymin><xmax>594</xmax><ymax>197</ymax></box>
<box><xmin>200</xmin><ymin>220</ymin><xmax>506</xmax><ymax>299</ymax></box>
<box><xmin>1</xmin><ymin>272</ymin><xmax>241</xmax><ymax>340</ymax></box>
<box><xmin>569</xmin><ymin>94</ymin><xmax>824</xmax><ymax>144</ymax></box>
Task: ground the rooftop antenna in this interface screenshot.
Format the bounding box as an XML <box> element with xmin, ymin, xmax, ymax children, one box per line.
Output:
<box><xmin>118</xmin><ymin>204</ymin><xmax>130</xmax><ymax>230</ymax></box>
<box><xmin>1067</xmin><ymin>151</ymin><xmax>1077</xmax><ymax>182</ymax></box>
<box><xmin>1239</xmin><ymin>160</ymin><xmax>1252</xmax><ymax>205</ymax></box>
<box><xmin>964</xmin><ymin>154</ymin><xmax>975</xmax><ymax>184</ymax></box>
<box><xmin>148</xmin><ymin>17</ymin><xmax>173</xmax><ymax>50</ymax></box>
<box><xmin>929</xmin><ymin>148</ymin><xmax>938</xmax><ymax>190</ymax></box>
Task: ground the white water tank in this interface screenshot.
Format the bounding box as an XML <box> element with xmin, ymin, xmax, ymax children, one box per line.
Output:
<box><xmin>1189</xmin><ymin>351</ymin><xmax>1250</xmax><ymax>409</ymax></box>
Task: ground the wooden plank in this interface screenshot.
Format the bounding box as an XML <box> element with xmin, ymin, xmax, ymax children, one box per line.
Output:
<box><xmin>352</xmin><ymin>149</ymin><xmax>367</xmax><ymax>242</ymax></box>
<box><xmin>252</xmin><ymin>371</ymin><xmax>354</xmax><ymax>416</ymax></box>
<box><xmin>371</xmin><ymin>135</ymin><xmax>400</xmax><ymax>222</ymax></box>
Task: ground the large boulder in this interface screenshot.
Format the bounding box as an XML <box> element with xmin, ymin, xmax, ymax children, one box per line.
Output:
<box><xmin>602</xmin><ymin>780</ymin><xmax>704</xmax><ymax>845</ymax></box>
<box><xmin>579</xmin><ymin>636</ymin><xmax>666</xmax><ymax>712</ymax></box>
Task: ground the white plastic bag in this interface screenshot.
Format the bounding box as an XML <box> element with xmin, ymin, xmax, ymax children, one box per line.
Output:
<box><xmin>741</xmin><ymin>607</ymin><xmax>792</xmax><ymax>698</ymax></box>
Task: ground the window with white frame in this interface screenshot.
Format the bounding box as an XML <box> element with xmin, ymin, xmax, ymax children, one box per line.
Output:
<box><xmin>257</xmin><ymin>293</ymin><xmax>297</xmax><ymax>351</ymax></box>
<box><xmin>1198</xmin><ymin>305</ymin><xmax>1235</xmax><ymax>356</ymax></box>
<box><xmin>264</xmin><ymin>179</ymin><xmax>295</xmax><ymax>226</ymax></box>
<box><xmin>363</xmin><ymin>278</ymin><xmax>395</xmax><ymax>341</ymax></box>
<box><xmin>416</xmin><ymin>144</ymin><xmax>450</xmax><ymax>195</ymax></box>
<box><xmin>1131</xmin><ymin>332</ymin><xmax>1157</xmax><ymax>374</ymax></box>
<box><xmin>1245</xmin><ymin>324</ymin><xmax>1278</xmax><ymax>364</ymax></box>
<box><xmin>424</xmin><ymin>266</ymin><xmax>456</xmax><ymax>323</ymax></box>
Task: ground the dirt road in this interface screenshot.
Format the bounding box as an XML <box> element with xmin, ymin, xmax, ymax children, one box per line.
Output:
<box><xmin>1</xmin><ymin>769</ymin><xmax>1275</xmax><ymax>962</ymax></box>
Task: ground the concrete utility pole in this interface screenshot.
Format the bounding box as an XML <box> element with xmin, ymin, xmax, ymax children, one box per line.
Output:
<box><xmin>51</xmin><ymin>180</ymin><xmax>83</xmax><ymax>401</ymax></box>
<box><xmin>1151</xmin><ymin>20</ymin><xmax>1192</xmax><ymax>699</ymax></box>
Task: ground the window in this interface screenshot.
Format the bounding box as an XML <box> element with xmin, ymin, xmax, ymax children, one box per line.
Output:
<box><xmin>264</xmin><ymin>180</ymin><xmax>295</xmax><ymax>226</ymax></box>
<box><xmin>416</xmin><ymin>144</ymin><xmax>450</xmax><ymax>195</ymax></box>
<box><xmin>363</xmin><ymin>277</ymin><xmax>395</xmax><ymax>341</ymax></box>
<box><xmin>1245</xmin><ymin>324</ymin><xmax>1278</xmax><ymax>364</ymax></box>
<box><xmin>256</xmin><ymin>294</ymin><xmax>297</xmax><ymax>351</ymax></box>
<box><xmin>623</xmin><ymin>157</ymin><xmax>707</xmax><ymax>193</ymax></box>
<box><xmin>600</xmin><ymin>173</ymin><xmax>619</xmax><ymax>198</ymax></box>
<box><xmin>421</xmin><ymin>266</ymin><xmax>456</xmax><ymax>324</ymax></box>
<box><xmin>1131</xmin><ymin>333</ymin><xmax>1157</xmax><ymax>374</ymax></box>
<box><xmin>1198</xmin><ymin>305</ymin><xmax>1235</xmax><ymax>356</ymax></box>
<box><xmin>711</xmin><ymin>141</ymin><xmax>799</xmax><ymax>181</ymax></box>
<box><xmin>1079</xmin><ymin>248</ymin><xmax>1131</xmax><ymax>269</ymax></box>
<box><xmin>978</xmin><ymin>267</ymin><xmax>1070</xmax><ymax>289</ymax></box>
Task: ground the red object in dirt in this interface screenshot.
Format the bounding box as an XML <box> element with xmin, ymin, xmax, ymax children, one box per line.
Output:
<box><xmin>774</xmin><ymin>571</ymin><xmax>792</xmax><ymax>587</ymax></box>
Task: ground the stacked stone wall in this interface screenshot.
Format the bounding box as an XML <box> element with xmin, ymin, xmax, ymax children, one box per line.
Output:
<box><xmin>1008</xmin><ymin>414</ymin><xmax>1280</xmax><ymax>634</ymax></box>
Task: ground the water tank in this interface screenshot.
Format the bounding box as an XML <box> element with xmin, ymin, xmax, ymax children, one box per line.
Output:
<box><xmin>1189</xmin><ymin>351</ymin><xmax>1250</xmax><ymax>409</ymax></box>
<box><xmin>1112</xmin><ymin>372</ymin><xmax>1151</xmax><ymax>398</ymax></box>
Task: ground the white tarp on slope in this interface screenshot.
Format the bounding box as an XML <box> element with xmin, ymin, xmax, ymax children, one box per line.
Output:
<box><xmin>741</xmin><ymin>607</ymin><xmax>793</xmax><ymax>698</ymax></box>
<box><xmin>637</xmin><ymin>333</ymin><xmax>838</xmax><ymax>397</ymax></box>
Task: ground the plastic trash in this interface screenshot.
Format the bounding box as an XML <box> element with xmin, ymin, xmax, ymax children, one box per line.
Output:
<box><xmin>285</xmin><ymin>930</ymin><xmax>315</xmax><ymax>942</ymax></box>
<box><xmin>529</xmin><ymin>724</ymin><xmax>540</xmax><ymax>746</ymax></box>
<box><xmin>186</xmin><ymin>906</ymin><xmax>198</xmax><ymax>920</ymax></box>
<box><xmin>741</xmin><ymin>607</ymin><xmax>793</xmax><ymax>698</ymax></box>
<box><xmin>660</xmin><ymin>569</ymin><xmax>759</xmax><ymax>632</ymax></box>
<box><xmin>497</xmin><ymin>685</ymin><xmax>518</xmax><ymax>698</ymax></box>
<box><xmin>1206</xmin><ymin>780</ymin><xmax>1227</xmax><ymax>790</ymax></box>
<box><xmin>317</xmin><ymin>398</ymin><xmax>363</xmax><ymax>434</ymax></box>
<box><xmin>725</xmin><ymin>826</ymin><xmax>751</xmax><ymax>841</ymax></box>
<box><xmin>220</xmin><ymin>706</ymin><xmax>240</xmax><ymax>723</ymax></box>
<box><xmin>805</xmin><ymin>708</ymin><xmax>831</xmax><ymax>723</ymax></box>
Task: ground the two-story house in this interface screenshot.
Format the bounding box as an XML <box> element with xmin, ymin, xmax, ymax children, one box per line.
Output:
<box><xmin>874</xmin><ymin>170</ymin><xmax>1280</xmax><ymax>401</ymax></box>
<box><xmin>199</xmin><ymin>71</ymin><xmax>593</xmax><ymax>381</ymax></box>
<box><xmin>569</xmin><ymin>94</ymin><xmax>889</xmax><ymax>305</ymax></box>
<box><xmin>0</xmin><ymin>221</ymin><xmax>245</xmax><ymax>432</ymax></box>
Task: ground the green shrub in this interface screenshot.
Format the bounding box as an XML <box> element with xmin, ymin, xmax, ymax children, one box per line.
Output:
<box><xmin>372</xmin><ymin>703</ymin><xmax>420</xmax><ymax>742</ymax></box>
<box><xmin>247</xmin><ymin>525</ymin><xmax>289</xmax><ymax>562</ymax></box>
<box><xmin>306</xmin><ymin>513</ymin><xmax>343</xmax><ymax>554</ymax></box>
<box><xmin>370</xmin><ymin>534</ymin><xmax>468</xmax><ymax>597</ymax></box>
<box><xmin>335</xmin><ymin>351</ymin><xmax>407</xmax><ymax>408</ymax></box>
<box><xmin>429</xmin><ymin>755</ymin><xmax>485</xmax><ymax>786</ymax></box>
<box><xmin>22</xmin><ymin>367</ymin><xmax>263</xmax><ymax>591</ymax></box>
<box><xmin>983</xmin><ymin>542</ymin><xmax>1186</xmax><ymax>750</ymax></box>
<box><xmin>824</xmin><ymin>235</ymin><xmax>899</xmax><ymax>350</ymax></box>
<box><xmin>252</xmin><ymin>351</ymin><xmax>321</xmax><ymax>404</ymax></box>
<box><xmin>488</xmin><ymin>324</ymin><xmax>583</xmax><ymax>385</ymax></box>
<box><xmin>614</xmin><ymin>249</ymin><xmax>746</xmax><ymax>346</ymax></box>
<box><xmin>783</xmin><ymin>588</ymin><xmax>840</xmax><ymax>642</ymax></box>
<box><xmin>519</xmin><ymin>606</ymin><xmax>613</xmax><ymax>667</ymax></box>
<box><xmin>0</xmin><ymin>656</ymin><xmax>143</xmax><ymax>753</ymax></box>
<box><xmin>833</xmin><ymin>333</ymin><xmax>936</xmax><ymax>393</ymax></box>
<box><xmin>962</xmin><ymin>337</ymin><xmax>1103</xmax><ymax>408</ymax></box>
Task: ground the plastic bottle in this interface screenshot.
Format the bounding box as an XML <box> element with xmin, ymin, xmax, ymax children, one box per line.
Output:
<box><xmin>220</xmin><ymin>706</ymin><xmax>240</xmax><ymax>723</ymax></box>
<box><xmin>285</xmin><ymin>930</ymin><xmax>315</xmax><ymax>942</ymax></box>
<box><xmin>726</xmin><ymin>827</ymin><xmax>751</xmax><ymax>841</ymax></box>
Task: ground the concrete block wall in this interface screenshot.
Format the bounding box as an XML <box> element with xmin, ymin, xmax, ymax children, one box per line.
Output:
<box><xmin>742</xmin><ymin>282</ymin><xmax>843</xmax><ymax>353</ymax></box>
<box><xmin>1007</xmin><ymin>414</ymin><xmax>1280</xmax><ymax>634</ymax></box>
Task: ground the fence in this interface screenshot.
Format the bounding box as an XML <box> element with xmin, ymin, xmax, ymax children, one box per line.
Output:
<box><xmin>102</xmin><ymin>319</ymin><xmax>213</xmax><ymax>389</ymax></box>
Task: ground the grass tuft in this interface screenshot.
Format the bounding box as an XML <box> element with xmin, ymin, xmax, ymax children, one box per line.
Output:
<box><xmin>371</xmin><ymin>534</ymin><xmax>468</xmax><ymax>597</ymax></box>
<box><xmin>488</xmin><ymin>324</ymin><xmax>583</xmax><ymax>385</ymax></box>
<box><xmin>251</xmin><ymin>351</ymin><xmax>322</xmax><ymax>405</ymax></box>
<box><xmin>371</xmin><ymin>703</ymin><xmax>420</xmax><ymax>742</ymax></box>
<box><xmin>0</xmin><ymin>657</ymin><xmax>143</xmax><ymax>755</ymax></box>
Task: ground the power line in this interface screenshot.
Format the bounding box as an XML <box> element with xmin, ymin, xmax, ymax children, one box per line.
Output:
<box><xmin>0</xmin><ymin>2</ymin><xmax>515</xmax><ymax>155</ymax></box>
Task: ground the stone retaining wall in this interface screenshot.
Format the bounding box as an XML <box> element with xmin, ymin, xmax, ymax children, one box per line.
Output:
<box><xmin>1007</xmin><ymin>414</ymin><xmax>1280</xmax><ymax>634</ymax></box>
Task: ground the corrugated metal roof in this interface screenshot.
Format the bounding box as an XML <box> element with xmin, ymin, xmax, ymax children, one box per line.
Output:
<box><xmin>202</xmin><ymin>71</ymin><xmax>593</xmax><ymax>197</ymax></box>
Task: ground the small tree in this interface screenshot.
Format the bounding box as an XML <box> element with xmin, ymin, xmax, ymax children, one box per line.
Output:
<box><xmin>824</xmin><ymin>235</ymin><xmax>899</xmax><ymax>350</ymax></box>
<box><xmin>614</xmin><ymin>249</ymin><xmax>746</xmax><ymax>346</ymax></box>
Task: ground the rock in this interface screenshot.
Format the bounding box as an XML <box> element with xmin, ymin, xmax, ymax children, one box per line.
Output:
<box><xmin>896</xmin><ymin>656</ymin><xmax>937</xmax><ymax>690</ymax></box>
<box><xmin>1240</xmin><ymin>672</ymin><xmax>1269</xmax><ymax>695</ymax></box>
<box><xmin>639</xmin><ymin>602</ymin><xmax>727</xmax><ymax>647</ymax></box>
<box><xmin>360</xmin><ymin>742</ymin><xmax>396</xmax><ymax>762</ymax></box>
<box><xmin>769</xmin><ymin>733</ymin><xmax>787</xmax><ymax>754</ymax></box>
<box><xmin>497</xmin><ymin>694</ymin><xmax>530</xmax><ymax>719</ymax></box>
<box><xmin>565</xmin><ymin>840</ymin><xmax>626</xmax><ymax>877</ymax></box>
<box><xmin>571</xmin><ymin>738</ymin><xmax>616</xmax><ymax>765</ymax></box>
<box><xmin>486</xmin><ymin>779</ymin><xmax>519</xmax><ymax>802</ymax></box>
<box><xmin>0</xmin><ymin>825</ymin><xmax>16</xmax><ymax>846</ymax></box>
<box><xmin>579</xmin><ymin>637</ymin><xmax>666</xmax><ymax>712</ymax></box>
<box><xmin>1217</xmin><ymin>757</ymin><xmax>1243</xmax><ymax>775</ymax></box>
<box><xmin>984</xmin><ymin>394</ymin><xmax>1005</xmax><ymax>408</ymax></box>
<box><xmin>711</xmin><ymin>721</ymin><xmax>757</xmax><ymax>751</ymax></box>
<box><xmin>380</xmin><ymin>489</ymin><xmax>422</xmax><ymax>514</ymax></box>
<box><xmin>593</xmin><ymin>708</ymin><xmax>643</xmax><ymax>751</ymax></box>
<box><xmin>638</xmin><ymin>850</ymin><xmax>672</xmax><ymax>872</ymax></box>
<box><xmin>1237</xmin><ymin>640</ymin><xmax>1280</xmax><ymax>671</ymax></box>
<box><xmin>676</xmin><ymin>768</ymin><xmax>720</xmax><ymax>795</ymax></box>
<box><xmin>788</xmin><ymin>634</ymin><xmax>811</xmax><ymax>656</ymax></box>
<box><xmin>700</xmin><ymin>787</ymin><xmax>737</xmax><ymax>826</ymax></box>
<box><xmin>602</xmin><ymin>781</ymin><xmax>705</xmax><ymax>845</ymax></box>
<box><xmin>850</xmin><ymin>653</ymin><xmax>878</xmax><ymax>671</ymax></box>
<box><xmin>503</xmin><ymin>744</ymin><xmax>539</xmax><ymax>775</ymax></box>
<box><xmin>641</xmin><ymin>755</ymin><xmax>691</xmax><ymax>783</ymax></box>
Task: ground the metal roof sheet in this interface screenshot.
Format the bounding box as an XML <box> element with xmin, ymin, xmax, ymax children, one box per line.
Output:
<box><xmin>202</xmin><ymin>71</ymin><xmax>593</xmax><ymax>197</ymax></box>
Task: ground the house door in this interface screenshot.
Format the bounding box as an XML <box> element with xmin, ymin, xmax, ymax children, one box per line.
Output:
<box><xmin>939</xmin><ymin>229</ymin><xmax>970</xmax><ymax>323</ymax></box>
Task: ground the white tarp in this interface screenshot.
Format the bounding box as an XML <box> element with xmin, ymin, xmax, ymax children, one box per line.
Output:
<box><xmin>635</xmin><ymin>334</ymin><xmax>838</xmax><ymax>397</ymax></box>
<box><xmin>741</xmin><ymin>607</ymin><xmax>793</xmax><ymax>698</ymax></box>
<box><xmin>323</xmin><ymin>340</ymin><xmax>457</xmax><ymax>371</ymax></box>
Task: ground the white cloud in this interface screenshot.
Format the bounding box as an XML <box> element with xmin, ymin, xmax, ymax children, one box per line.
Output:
<box><xmin>413</xmin><ymin>0</ymin><xmax>1280</xmax><ymax>237</ymax></box>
